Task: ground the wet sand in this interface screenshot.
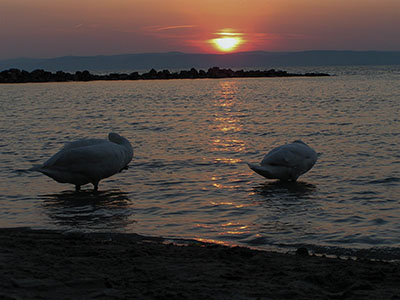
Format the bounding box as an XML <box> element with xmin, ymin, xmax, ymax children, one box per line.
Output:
<box><xmin>1</xmin><ymin>227</ymin><xmax>400</xmax><ymax>299</ymax></box>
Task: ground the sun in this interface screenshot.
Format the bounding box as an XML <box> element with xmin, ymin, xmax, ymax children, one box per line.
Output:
<box><xmin>210</xmin><ymin>29</ymin><xmax>244</xmax><ymax>53</ymax></box>
<box><xmin>212</xmin><ymin>37</ymin><xmax>242</xmax><ymax>52</ymax></box>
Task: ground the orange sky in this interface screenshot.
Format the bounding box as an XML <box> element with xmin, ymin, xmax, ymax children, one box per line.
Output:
<box><xmin>0</xmin><ymin>0</ymin><xmax>399</xmax><ymax>59</ymax></box>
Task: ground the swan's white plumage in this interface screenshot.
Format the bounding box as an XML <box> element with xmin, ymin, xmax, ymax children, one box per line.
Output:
<box><xmin>248</xmin><ymin>140</ymin><xmax>317</xmax><ymax>181</ymax></box>
<box><xmin>37</xmin><ymin>133</ymin><xmax>133</xmax><ymax>191</ymax></box>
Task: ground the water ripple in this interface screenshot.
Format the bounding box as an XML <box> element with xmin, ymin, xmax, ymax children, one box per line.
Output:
<box><xmin>1</xmin><ymin>70</ymin><xmax>400</xmax><ymax>258</ymax></box>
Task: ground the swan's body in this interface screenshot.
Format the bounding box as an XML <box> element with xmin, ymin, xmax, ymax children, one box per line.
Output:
<box><xmin>248</xmin><ymin>140</ymin><xmax>317</xmax><ymax>181</ymax></box>
<box><xmin>37</xmin><ymin>133</ymin><xmax>133</xmax><ymax>191</ymax></box>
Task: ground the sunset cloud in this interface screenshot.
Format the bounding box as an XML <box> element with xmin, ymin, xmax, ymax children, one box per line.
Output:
<box><xmin>152</xmin><ymin>25</ymin><xmax>197</xmax><ymax>32</ymax></box>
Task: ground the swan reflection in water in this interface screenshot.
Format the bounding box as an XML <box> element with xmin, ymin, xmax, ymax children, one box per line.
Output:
<box><xmin>244</xmin><ymin>181</ymin><xmax>319</xmax><ymax>248</ymax></box>
<box><xmin>39</xmin><ymin>189</ymin><xmax>136</xmax><ymax>231</ymax></box>
<box><xmin>252</xmin><ymin>180</ymin><xmax>317</xmax><ymax>200</ymax></box>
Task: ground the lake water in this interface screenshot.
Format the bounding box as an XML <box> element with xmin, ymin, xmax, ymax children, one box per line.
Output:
<box><xmin>1</xmin><ymin>65</ymin><xmax>399</xmax><ymax>259</ymax></box>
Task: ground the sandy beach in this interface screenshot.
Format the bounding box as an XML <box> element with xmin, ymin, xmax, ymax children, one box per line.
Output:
<box><xmin>1</xmin><ymin>228</ymin><xmax>399</xmax><ymax>299</ymax></box>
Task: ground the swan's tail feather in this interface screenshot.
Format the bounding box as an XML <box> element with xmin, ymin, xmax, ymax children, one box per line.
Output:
<box><xmin>13</xmin><ymin>164</ymin><xmax>42</xmax><ymax>176</ymax></box>
<box><xmin>247</xmin><ymin>163</ymin><xmax>273</xmax><ymax>179</ymax></box>
<box><xmin>28</xmin><ymin>164</ymin><xmax>42</xmax><ymax>172</ymax></box>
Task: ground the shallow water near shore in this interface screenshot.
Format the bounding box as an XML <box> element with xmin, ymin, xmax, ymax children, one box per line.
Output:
<box><xmin>1</xmin><ymin>65</ymin><xmax>399</xmax><ymax>259</ymax></box>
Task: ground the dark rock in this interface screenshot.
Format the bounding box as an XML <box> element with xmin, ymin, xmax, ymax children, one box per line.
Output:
<box><xmin>128</xmin><ymin>72</ymin><xmax>139</xmax><ymax>80</ymax></box>
<box><xmin>0</xmin><ymin>67</ymin><xmax>330</xmax><ymax>83</ymax></box>
<box><xmin>296</xmin><ymin>247</ymin><xmax>309</xmax><ymax>256</ymax></box>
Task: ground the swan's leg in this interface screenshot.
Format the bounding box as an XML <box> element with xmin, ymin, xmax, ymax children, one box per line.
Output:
<box><xmin>75</xmin><ymin>185</ymin><xmax>81</xmax><ymax>192</ymax></box>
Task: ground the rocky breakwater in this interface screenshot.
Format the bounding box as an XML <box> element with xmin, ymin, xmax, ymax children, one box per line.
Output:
<box><xmin>0</xmin><ymin>67</ymin><xmax>330</xmax><ymax>83</ymax></box>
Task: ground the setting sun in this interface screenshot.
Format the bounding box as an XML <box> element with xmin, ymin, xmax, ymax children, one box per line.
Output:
<box><xmin>210</xmin><ymin>29</ymin><xmax>244</xmax><ymax>53</ymax></box>
<box><xmin>212</xmin><ymin>37</ymin><xmax>242</xmax><ymax>52</ymax></box>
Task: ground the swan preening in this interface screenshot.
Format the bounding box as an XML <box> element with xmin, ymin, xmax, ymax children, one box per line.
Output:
<box><xmin>248</xmin><ymin>140</ymin><xmax>317</xmax><ymax>182</ymax></box>
<box><xmin>36</xmin><ymin>133</ymin><xmax>133</xmax><ymax>191</ymax></box>
<box><xmin>35</xmin><ymin>134</ymin><xmax>314</xmax><ymax>191</ymax></box>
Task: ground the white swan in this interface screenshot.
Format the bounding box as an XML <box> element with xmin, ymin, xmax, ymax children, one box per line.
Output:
<box><xmin>248</xmin><ymin>140</ymin><xmax>317</xmax><ymax>181</ymax></box>
<box><xmin>36</xmin><ymin>133</ymin><xmax>133</xmax><ymax>191</ymax></box>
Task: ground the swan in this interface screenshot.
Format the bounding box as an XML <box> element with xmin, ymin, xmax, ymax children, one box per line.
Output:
<box><xmin>247</xmin><ymin>140</ymin><xmax>317</xmax><ymax>181</ymax></box>
<box><xmin>36</xmin><ymin>133</ymin><xmax>133</xmax><ymax>191</ymax></box>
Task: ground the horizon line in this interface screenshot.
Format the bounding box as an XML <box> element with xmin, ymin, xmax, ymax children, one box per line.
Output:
<box><xmin>2</xmin><ymin>49</ymin><xmax>400</xmax><ymax>61</ymax></box>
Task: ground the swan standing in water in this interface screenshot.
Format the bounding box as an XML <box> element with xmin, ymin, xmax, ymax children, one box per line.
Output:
<box><xmin>36</xmin><ymin>133</ymin><xmax>133</xmax><ymax>191</ymax></box>
<box><xmin>248</xmin><ymin>140</ymin><xmax>317</xmax><ymax>181</ymax></box>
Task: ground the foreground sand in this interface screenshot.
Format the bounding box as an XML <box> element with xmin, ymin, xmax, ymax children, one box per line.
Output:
<box><xmin>1</xmin><ymin>228</ymin><xmax>400</xmax><ymax>299</ymax></box>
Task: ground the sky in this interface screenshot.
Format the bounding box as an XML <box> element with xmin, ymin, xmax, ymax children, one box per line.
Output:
<box><xmin>0</xmin><ymin>0</ymin><xmax>399</xmax><ymax>59</ymax></box>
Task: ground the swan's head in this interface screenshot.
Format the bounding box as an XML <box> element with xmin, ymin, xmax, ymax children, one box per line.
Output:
<box><xmin>109</xmin><ymin>132</ymin><xmax>126</xmax><ymax>144</ymax></box>
<box><xmin>108</xmin><ymin>132</ymin><xmax>133</xmax><ymax>164</ymax></box>
<box><xmin>292</xmin><ymin>140</ymin><xmax>306</xmax><ymax>145</ymax></box>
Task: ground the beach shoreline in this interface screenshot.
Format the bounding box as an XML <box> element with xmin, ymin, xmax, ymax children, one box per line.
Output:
<box><xmin>1</xmin><ymin>227</ymin><xmax>399</xmax><ymax>299</ymax></box>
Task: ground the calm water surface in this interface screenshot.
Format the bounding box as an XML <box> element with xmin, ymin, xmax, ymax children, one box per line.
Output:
<box><xmin>1</xmin><ymin>66</ymin><xmax>399</xmax><ymax>258</ymax></box>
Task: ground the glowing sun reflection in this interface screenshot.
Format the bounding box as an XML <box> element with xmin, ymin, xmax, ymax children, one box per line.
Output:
<box><xmin>211</xmin><ymin>81</ymin><xmax>243</xmax><ymax>134</ymax></box>
<box><xmin>211</xmin><ymin>139</ymin><xmax>246</xmax><ymax>152</ymax></box>
<box><xmin>209</xmin><ymin>80</ymin><xmax>246</xmax><ymax>166</ymax></box>
<box><xmin>210</xmin><ymin>201</ymin><xmax>249</xmax><ymax>208</ymax></box>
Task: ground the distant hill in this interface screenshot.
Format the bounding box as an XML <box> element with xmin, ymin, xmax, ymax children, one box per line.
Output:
<box><xmin>1</xmin><ymin>51</ymin><xmax>399</xmax><ymax>72</ymax></box>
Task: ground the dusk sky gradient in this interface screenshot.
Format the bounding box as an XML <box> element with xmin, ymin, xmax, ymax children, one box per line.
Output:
<box><xmin>1</xmin><ymin>0</ymin><xmax>399</xmax><ymax>59</ymax></box>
